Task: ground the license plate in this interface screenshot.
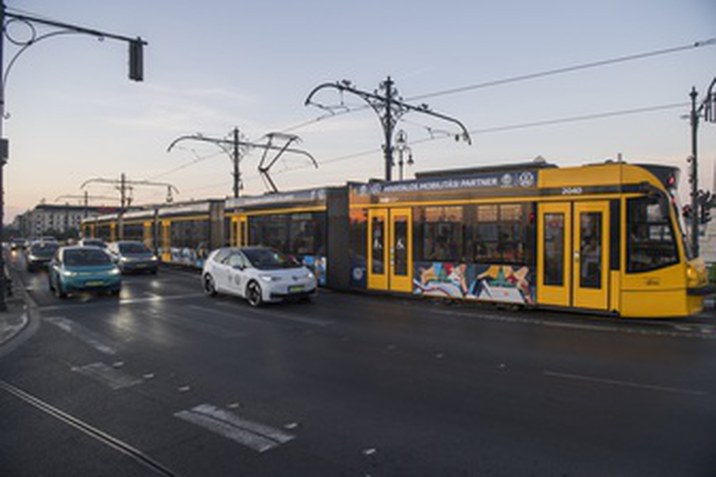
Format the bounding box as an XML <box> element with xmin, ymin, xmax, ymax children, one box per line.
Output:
<box><xmin>288</xmin><ymin>285</ymin><xmax>304</xmax><ymax>293</ymax></box>
<box><xmin>85</xmin><ymin>281</ymin><xmax>104</xmax><ymax>287</ymax></box>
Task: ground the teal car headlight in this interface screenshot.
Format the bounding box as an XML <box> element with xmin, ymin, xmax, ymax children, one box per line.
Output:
<box><xmin>109</xmin><ymin>267</ymin><xmax>121</xmax><ymax>276</ymax></box>
<box><xmin>61</xmin><ymin>270</ymin><xmax>78</xmax><ymax>277</ymax></box>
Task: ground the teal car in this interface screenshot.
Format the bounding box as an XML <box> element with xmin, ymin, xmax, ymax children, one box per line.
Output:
<box><xmin>48</xmin><ymin>246</ymin><xmax>122</xmax><ymax>298</ymax></box>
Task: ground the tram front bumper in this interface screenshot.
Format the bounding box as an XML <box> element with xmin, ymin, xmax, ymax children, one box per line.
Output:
<box><xmin>687</xmin><ymin>284</ymin><xmax>716</xmax><ymax>296</ymax></box>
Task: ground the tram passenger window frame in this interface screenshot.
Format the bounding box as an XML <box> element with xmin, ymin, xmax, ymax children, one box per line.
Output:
<box><xmin>97</xmin><ymin>225</ymin><xmax>112</xmax><ymax>242</ymax></box>
<box><xmin>626</xmin><ymin>195</ymin><xmax>679</xmax><ymax>273</ymax></box>
<box><xmin>417</xmin><ymin>206</ymin><xmax>464</xmax><ymax>262</ymax></box>
<box><xmin>123</xmin><ymin>222</ymin><xmax>144</xmax><ymax>242</ymax></box>
<box><xmin>288</xmin><ymin>212</ymin><xmax>325</xmax><ymax>256</ymax></box>
<box><xmin>468</xmin><ymin>203</ymin><xmax>528</xmax><ymax>264</ymax></box>
<box><xmin>248</xmin><ymin>212</ymin><xmax>325</xmax><ymax>256</ymax></box>
<box><xmin>170</xmin><ymin>219</ymin><xmax>210</xmax><ymax>249</ymax></box>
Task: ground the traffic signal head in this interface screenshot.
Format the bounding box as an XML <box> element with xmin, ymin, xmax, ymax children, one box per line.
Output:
<box><xmin>129</xmin><ymin>38</ymin><xmax>144</xmax><ymax>82</ymax></box>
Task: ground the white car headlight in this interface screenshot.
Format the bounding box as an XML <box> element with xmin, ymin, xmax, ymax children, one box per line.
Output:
<box><xmin>306</xmin><ymin>271</ymin><xmax>315</xmax><ymax>280</ymax></box>
<box><xmin>259</xmin><ymin>275</ymin><xmax>281</xmax><ymax>282</ymax></box>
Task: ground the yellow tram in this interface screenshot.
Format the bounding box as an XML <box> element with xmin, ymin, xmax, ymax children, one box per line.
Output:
<box><xmin>349</xmin><ymin>161</ymin><xmax>710</xmax><ymax>318</ymax></box>
<box><xmin>81</xmin><ymin>160</ymin><xmax>711</xmax><ymax>318</ymax></box>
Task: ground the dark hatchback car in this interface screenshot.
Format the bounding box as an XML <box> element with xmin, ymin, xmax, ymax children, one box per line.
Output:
<box><xmin>108</xmin><ymin>241</ymin><xmax>159</xmax><ymax>274</ymax></box>
<box><xmin>26</xmin><ymin>241</ymin><xmax>60</xmax><ymax>272</ymax></box>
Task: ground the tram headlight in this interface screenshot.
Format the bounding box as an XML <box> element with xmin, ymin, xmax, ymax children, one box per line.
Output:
<box><xmin>686</xmin><ymin>264</ymin><xmax>701</xmax><ymax>287</ymax></box>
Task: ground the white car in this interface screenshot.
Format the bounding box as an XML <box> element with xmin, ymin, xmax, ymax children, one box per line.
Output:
<box><xmin>202</xmin><ymin>246</ymin><xmax>317</xmax><ymax>306</ymax></box>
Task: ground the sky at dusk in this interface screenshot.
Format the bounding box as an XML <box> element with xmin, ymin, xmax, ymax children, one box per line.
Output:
<box><xmin>3</xmin><ymin>0</ymin><xmax>716</xmax><ymax>222</ymax></box>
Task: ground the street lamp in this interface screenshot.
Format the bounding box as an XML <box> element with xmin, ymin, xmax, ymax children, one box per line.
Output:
<box><xmin>394</xmin><ymin>130</ymin><xmax>414</xmax><ymax>181</ymax></box>
<box><xmin>0</xmin><ymin>2</ymin><xmax>146</xmax><ymax>311</ymax></box>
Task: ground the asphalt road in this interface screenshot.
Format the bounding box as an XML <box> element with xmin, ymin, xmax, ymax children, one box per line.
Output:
<box><xmin>1</xmin><ymin>250</ymin><xmax>715</xmax><ymax>476</ymax></box>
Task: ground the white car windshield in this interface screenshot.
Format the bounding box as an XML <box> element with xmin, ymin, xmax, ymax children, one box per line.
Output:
<box><xmin>242</xmin><ymin>248</ymin><xmax>301</xmax><ymax>270</ymax></box>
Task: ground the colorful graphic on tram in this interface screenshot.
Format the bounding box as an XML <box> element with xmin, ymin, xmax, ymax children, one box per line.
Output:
<box><xmin>414</xmin><ymin>261</ymin><xmax>535</xmax><ymax>305</ymax></box>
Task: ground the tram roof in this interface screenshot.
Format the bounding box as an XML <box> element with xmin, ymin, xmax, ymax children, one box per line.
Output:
<box><xmin>415</xmin><ymin>160</ymin><xmax>557</xmax><ymax>180</ymax></box>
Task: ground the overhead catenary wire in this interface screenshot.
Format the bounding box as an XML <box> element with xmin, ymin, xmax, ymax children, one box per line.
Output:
<box><xmin>275</xmin><ymin>37</ymin><xmax>716</xmax><ymax>135</ymax></box>
<box><xmin>406</xmin><ymin>37</ymin><xmax>716</xmax><ymax>102</ymax></box>
<box><xmin>260</xmin><ymin>101</ymin><xmax>692</xmax><ymax>179</ymax></box>
<box><xmin>137</xmin><ymin>38</ymin><xmax>714</xmax><ymax>189</ymax></box>
<box><xmin>145</xmin><ymin>149</ymin><xmax>225</xmax><ymax>181</ymax></box>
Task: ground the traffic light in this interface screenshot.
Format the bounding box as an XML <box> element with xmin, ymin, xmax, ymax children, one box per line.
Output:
<box><xmin>129</xmin><ymin>38</ymin><xmax>144</xmax><ymax>82</ymax></box>
<box><xmin>697</xmin><ymin>190</ymin><xmax>714</xmax><ymax>225</ymax></box>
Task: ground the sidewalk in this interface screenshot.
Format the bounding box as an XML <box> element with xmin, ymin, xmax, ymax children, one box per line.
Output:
<box><xmin>0</xmin><ymin>296</ymin><xmax>28</xmax><ymax>347</ymax></box>
<box><xmin>0</xmin><ymin>254</ymin><xmax>30</xmax><ymax>348</ymax></box>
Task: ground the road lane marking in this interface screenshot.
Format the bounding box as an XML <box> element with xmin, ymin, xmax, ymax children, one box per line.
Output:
<box><xmin>208</xmin><ymin>303</ymin><xmax>334</xmax><ymax>327</ymax></box>
<box><xmin>174</xmin><ymin>403</ymin><xmax>294</xmax><ymax>453</ymax></box>
<box><xmin>44</xmin><ymin>316</ymin><xmax>117</xmax><ymax>355</ymax></box>
<box><xmin>73</xmin><ymin>362</ymin><xmax>142</xmax><ymax>390</ymax></box>
<box><xmin>0</xmin><ymin>379</ymin><xmax>175</xmax><ymax>476</ymax></box>
<box><xmin>543</xmin><ymin>370</ymin><xmax>709</xmax><ymax>396</ymax></box>
<box><xmin>37</xmin><ymin>293</ymin><xmax>206</xmax><ymax>312</ymax></box>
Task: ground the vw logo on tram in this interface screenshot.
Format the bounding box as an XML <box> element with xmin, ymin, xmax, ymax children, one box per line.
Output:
<box><xmin>518</xmin><ymin>172</ymin><xmax>535</xmax><ymax>187</ymax></box>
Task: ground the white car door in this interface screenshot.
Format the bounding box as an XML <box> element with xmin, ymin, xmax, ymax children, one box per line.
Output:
<box><xmin>225</xmin><ymin>252</ymin><xmax>248</xmax><ymax>297</ymax></box>
<box><xmin>211</xmin><ymin>250</ymin><xmax>233</xmax><ymax>293</ymax></box>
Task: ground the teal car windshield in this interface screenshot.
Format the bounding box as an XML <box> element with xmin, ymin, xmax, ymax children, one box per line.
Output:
<box><xmin>65</xmin><ymin>249</ymin><xmax>112</xmax><ymax>266</ymax></box>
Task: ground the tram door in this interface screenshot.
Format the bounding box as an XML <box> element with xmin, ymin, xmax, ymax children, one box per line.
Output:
<box><xmin>238</xmin><ymin>217</ymin><xmax>248</xmax><ymax>247</ymax></box>
<box><xmin>231</xmin><ymin>216</ymin><xmax>248</xmax><ymax>246</ymax></box>
<box><xmin>143</xmin><ymin>221</ymin><xmax>153</xmax><ymax>249</ymax></box>
<box><xmin>367</xmin><ymin>208</ymin><xmax>413</xmax><ymax>292</ymax></box>
<box><xmin>160</xmin><ymin>219</ymin><xmax>171</xmax><ymax>262</ymax></box>
<box><xmin>538</xmin><ymin>201</ymin><xmax>609</xmax><ymax>310</ymax></box>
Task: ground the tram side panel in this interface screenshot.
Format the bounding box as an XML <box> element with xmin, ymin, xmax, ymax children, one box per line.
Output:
<box><xmin>326</xmin><ymin>187</ymin><xmax>350</xmax><ymax>291</ymax></box>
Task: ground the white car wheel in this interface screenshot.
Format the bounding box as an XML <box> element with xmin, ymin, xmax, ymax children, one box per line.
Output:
<box><xmin>203</xmin><ymin>274</ymin><xmax>217</xmax><ymax>297</ymax></box>
<box><xmin>246</xmin><ymin>281</ymin><xmax>263</xmax><ymax>307</ymax></box>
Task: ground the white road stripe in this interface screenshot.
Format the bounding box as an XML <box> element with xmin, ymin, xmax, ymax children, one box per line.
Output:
<box><xmin>544</xmin><ymin>370</ymin><xmax>709</xmax><ymax>396</ymax></box>
<box><xmin>174</xmin><ymin>403</ymin><xmax>294</xmax><ymax>453</ymax></box>
<box><xmin>44</xmin><ymin>316</ymin><xmax>117</xmax><ymax>355</ymax></box>
<box><xmin>73</xmin><ymin>362</ymin><xmax>142</xmax><ymax>390</ymax></box>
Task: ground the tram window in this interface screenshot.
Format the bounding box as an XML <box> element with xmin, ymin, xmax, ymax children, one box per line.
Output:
<box><xmin>543</xmin><ymin>213</ymin><xmax>565</xmax><ymax>286</ymax></box>
<box><xmin>579</xmin><ymin>212</ymin><xmax>602</xmax><ymax>289</ymax></box>
<box><xmin>97</xmin><ymin>225</ymin><xmax>112</xmax><ymax>241</ymax></box>
<box><xmin>421</xmin><ymin>206</ymin><xmax>463</xmax><ymax>261</ymax></box>
<box><xmin>371</xmin><ymin>216</ymin><xmax>385</xmax><ymax>274</ymax></box>
<box><xmin>170</xmin><ymin>220</ymin><xmax>210</xmax><ymax>248</ymax></box>
<box><xmin>627</xmin><ymin>196</ymin><xmax>679</xmax><ymax>273</ymax></box>
<box><xmin>288</xmin><ymin>213</ymin><xmax>325</xmax><ymax>255</ymax></box>
<box><xmin>123</xmin><ymin>223</ymin><xmax>144</xmax><ymax>242</ymax></box>
<box><xmin>250</xmin><ymin>215</ymin><xmax>289</xmax><ymax>251</ymax></box>
<box><xmin>469</xmin><ymin>204</ymin><xmax>525</xmax><ymax>263</ymax></box>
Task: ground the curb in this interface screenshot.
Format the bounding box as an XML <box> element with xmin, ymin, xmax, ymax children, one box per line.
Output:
<box><xmin>0</xmin><ymin>254</ymin><xmax>33</xmax><ymax>350</ymax></box>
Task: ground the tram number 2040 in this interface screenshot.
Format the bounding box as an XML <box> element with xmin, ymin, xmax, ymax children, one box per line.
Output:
<box><xmin>562</xmin><ymin>186</ymin><xmax>584</xmax><ymax>195</ymax></box>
